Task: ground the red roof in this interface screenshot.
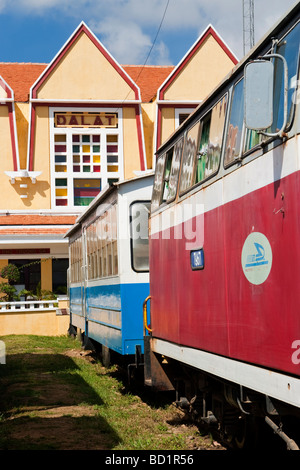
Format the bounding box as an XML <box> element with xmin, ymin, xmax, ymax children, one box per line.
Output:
<box><xmin>0</xmin><ymin>63</ymin><xmax>47</xmax><ymax>102</ymax></box>
<box><xmin>124</xmin><ymin>65</ymin><xmax>174</xmax><ymax>102</ymax></box>
<box><xmin>0</xmin><ymin>62</ymin><xmax>174</xmax><ymax>103</ymax></box>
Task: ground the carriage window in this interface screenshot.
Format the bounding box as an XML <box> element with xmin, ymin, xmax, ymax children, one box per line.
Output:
<box><xmin>164</xmin><ymin>138</ymin><xmax>184</xmax><ymax>202</ymax></box>
<box><xmin>162</xmin><ymin>148</ymin><xmax>173</xmax><ymax>202</ymax></box>
<box><xmin>151</xmin><ymin>154</ymin><xmax>166</xmax><ymax>212</ymax></box>
<box><xmin>70</xmin><ymin>236</ymin><xmax>82</xmax><ymax>284</ymax></box>
<box><xmin>85</xmin><ymin>203</ymin><xmax>118</xmax><ymax>280</ymax></box>
<box><xmin>224</xmin><ymin>79</ymin><xmax>244</xmax><ymax>166</ymax></box>
<box><xmin>195</xmin><ymin>95</ymin><xmax>227</xmax><ymax>184</ymax></box>
<box><xmin>272</xmin><ymin>21</ymin><xmax>300</xmax><ymax>132</ymax></box>
<box><xmin>244</xmin><ymin>23</ymin><xmax>300</xmax><ymax>151</ymax></box>
<box><xmin>179</xmin><ymin>121</ymin><xmax>200</xmax><ymax>194</ymax></box>
<box><xmin>130</xmin><ymin>202</ymin><xmax>151</xmax><ymax>272</ymax></box>
<box><xmin>244</xmin><ymin>128</ymin><xmax>264</xmax><ymax>152</ymax></box>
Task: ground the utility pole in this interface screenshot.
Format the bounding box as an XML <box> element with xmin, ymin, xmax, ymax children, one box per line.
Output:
<box><xmin>243</xmin><ymin>0</ymin><xmax>255</xmax><ymax>55</ymax></box>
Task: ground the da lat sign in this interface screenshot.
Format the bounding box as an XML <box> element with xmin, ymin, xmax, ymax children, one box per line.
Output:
<box><xmin>54</xmin><ymin>112</ymin><xmax>118</xmax><ymax>128</ymax></box>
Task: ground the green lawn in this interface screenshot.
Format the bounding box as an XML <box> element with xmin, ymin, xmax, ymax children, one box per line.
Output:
<box><xmin>0</xmin><ymin>335</ymin><xmax>214</xmax><ymax>450</ymax></box>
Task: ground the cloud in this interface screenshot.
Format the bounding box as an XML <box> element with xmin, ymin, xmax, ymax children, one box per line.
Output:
<box><xmin>0</xmin><ymin>0</ymin><xmax>297</xmax><ymax>64</ymax></box>
<box><xmin>90</xmin><ymin>17</ymin><xmax>152</xmax><ymax>65</ymax></box>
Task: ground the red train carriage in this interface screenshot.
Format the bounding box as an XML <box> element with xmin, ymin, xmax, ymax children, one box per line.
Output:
<box><xmin>144</xmin><ymin>3</ymin><xmax>300</xmax><ymax>449</ymax></box>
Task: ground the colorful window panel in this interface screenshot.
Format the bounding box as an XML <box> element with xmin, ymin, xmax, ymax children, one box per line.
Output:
<box><xmin>72</xmin><ymin>134</ymin><xmax>101</xmax><ymax>173</ymax></box>
<box><xmin>74</xmin><ymin>178</ymin><xmax>101</xmax><ymax>206</ymax></box>
<box><xmin>107</xmin><ymin>135</ymin><xmax>119</xmax><ymax>173</ymax></box>
<box><xmin>55</xmin><ymin>178</ymin><xmax>68</xmax><ymax>206</ymax></box>
<box><xmin>54</xmin><ymin>134</ymin><xmax>67</xmax><ymax>172</ymax></box>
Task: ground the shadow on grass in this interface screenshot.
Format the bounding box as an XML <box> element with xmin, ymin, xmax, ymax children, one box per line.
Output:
<box><xmin>0</xmin><ymin>352</ymin><xmax>120</xmax><ymax>450</ymax></box>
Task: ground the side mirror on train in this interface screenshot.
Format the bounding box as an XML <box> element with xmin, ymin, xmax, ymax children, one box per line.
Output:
<box><xmin>244</xmin><ymin>54</ymin><xmax>288</xmax><ymax>137</ymax></box>
<box><xmin>244</xmin><ymin>59</ymin><xmax>274</xmax><ymax>130</ymax></box>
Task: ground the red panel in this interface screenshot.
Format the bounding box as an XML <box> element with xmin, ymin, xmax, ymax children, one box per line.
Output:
<box><xmin>56</xmin><ymin>199</ymin><xmax>67</xmax><ymax>206</ymax></box>
<box><xmin>149</xmin><ymin>170</ymin><xmax>300</xmax><ymax>377</ymax></box>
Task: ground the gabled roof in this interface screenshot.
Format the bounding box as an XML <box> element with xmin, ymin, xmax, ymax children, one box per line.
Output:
<box><xmin>158</xmin><ymin>24</ymin><xmax>238</xmax><ymax>100</ymax></box>
<box><xmin>0</xmin><ymin>62</ymin><xmax>173</xmax><ymax>103</ymax></box>
<box><xmin>30</xmin><ymin>22</ymin><xmax>142</xmax><ymax>102</ymax></box>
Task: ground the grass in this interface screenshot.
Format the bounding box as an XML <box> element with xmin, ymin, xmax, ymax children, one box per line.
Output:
<box><xmin>0</xmin><ymin>334</ymin><xmax>214</xmax><ymax>451</ymax></box>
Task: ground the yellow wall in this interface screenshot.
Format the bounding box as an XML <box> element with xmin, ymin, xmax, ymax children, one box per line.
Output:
<box><xmin>0</xmin><ymin>106</ymin><xmax>24</xmax><ymax>210</ymax></box>
<box><xmin>164</xmin><ymin>35</ymin><xmax>234</xmax><ymax>102</ymax></box>
<box><xmin>141</xmin><ymin>102</ymin><xmax>156</xmax><ymax>170</ymax></box>
<box><xmin>15</xmin><ymin>102</ymin><xmax>29</xmax><ymax>170</ymax></box>
<box><xmin>29</xmin><ymin>106</ymin><xmax>51</xmax><ymax>209</ymax></box>
<box><xmin>41</xmin><ymin>258</ymin><xmax>52</xmax><ymax>291</ymax></box>
<box><xmin>37</xmin><ymin>32</ymin><xmax>136</xmax><ymax>101</ymax></box>
<box><xmin>123</xmin><ymin>107</ymin><xmax>144</xmax><ymax>178</ymax></box>
<box><xmin>0</xmin><ymin>309</ymin><xmax>70</xmax><ymax>336</ymax></box>
<box><xmin>160</xmin><ymin>107</ymin><xmax>175</xmax><ymax>149</ymax></box>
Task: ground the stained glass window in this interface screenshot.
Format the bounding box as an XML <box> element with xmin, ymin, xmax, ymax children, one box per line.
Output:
<box><xmin>51</xmin><ymin>109</ymin><xmax>122</xmax><ymax>209</ymax></box>
<box><xmin>74</xmin><ymin>178</ymin><xmax>101</xmax><ymax>206</ymax></box>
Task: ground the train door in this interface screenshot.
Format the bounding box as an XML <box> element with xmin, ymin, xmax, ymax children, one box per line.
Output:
<box><xmin>81</xmin><ymin>227</ymin><xmax>88</xmax><ymax>323</ymax></box>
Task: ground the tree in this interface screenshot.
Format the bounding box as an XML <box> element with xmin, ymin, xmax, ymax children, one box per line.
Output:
<box><xmin>0</xmin><ymin>264</ymin><xmax>20</xmax><ymax>302</ymax></box>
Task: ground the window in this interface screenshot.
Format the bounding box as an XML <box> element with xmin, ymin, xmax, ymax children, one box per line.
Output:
<box><xmin>85</xmin><ymin>203</ymin><xmax>118</xmax><ymax>280</ymax></box>
<box><xmin>151</xmin><ymin>137</ymin><xmax>184</xmax><ymax>211</ymax></box>
<box><xmin>73</xmin><ymin>178</ymin><xmax>101</xmax><ymax>207</ymax></box>
<box><xmin>151</xmin><ymin>154</ymin><xmax>166</xmax><ymax>212</ymax></box>
<box><xmin>175</xmin><ymin>108</ymin><xmax>195</xmax><ymax>128</ymax></box>
<box><xmin>195</xmin><ymin>95</ymin><xmax>227</xmax><ymax>185</ymax></box>
<box><xmin>51</xmin><ymin>108</ymin><xmax>122</xmax><ymax>209</ymax></box>
<box><xmin>272</xmin><ymin>21</ymin><xmax>300</xmax><ymax>132</ymax></box>
<box><xmin>52</xmin><ymin>259</ymin><xmax>69</xmax><ymax>295</ymax></box>
<box><xmin>179</xmin><ymin>122</ymin><xmax>200</xmax><ymax>194</ymax></box>
<box><xmin>165</xmin><ymin>137</ymin><xmax>183</xmax><ymax>202</ymax></box>
<box><xmin>130</xmin><ymin>202</ymin><xmax>151</xmax><ymax>272</ymax></box>
<box><xmin>9</xmin><ymin>259</ymin><xmax>41</xmax><ymax>294</ymax></box>
<box><xmin>224</xmin><ymin>79</ymin><xmax>244</xmax><ymax>166</ymax></box>
<box><xmin>69</xmin><ymin>236</ymin><xmax>82</xmax><ymax>283</ymax></box>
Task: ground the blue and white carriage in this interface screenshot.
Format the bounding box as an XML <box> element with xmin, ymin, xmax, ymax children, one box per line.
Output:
<box><xmin>66</xmin><ymin>173</ymin><xmax>153</xmax><ymax>363</ymax></box>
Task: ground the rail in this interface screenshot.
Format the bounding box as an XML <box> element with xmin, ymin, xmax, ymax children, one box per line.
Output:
<box><xmin>0</xmin><ymin>299</ymin><xmax>59</xmax><ymax>312</ymax></box>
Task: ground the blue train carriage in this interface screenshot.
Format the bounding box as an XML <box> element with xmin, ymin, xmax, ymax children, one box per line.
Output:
<box><xmin>66</xmin><ymin>173</ymin><xmax>153</xmax><ymax>365</ymax></box>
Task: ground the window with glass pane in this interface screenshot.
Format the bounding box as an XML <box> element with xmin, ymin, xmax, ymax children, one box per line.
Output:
<box><xmin>130</xmin><ymin>202</ymin><xmax>151</xmax><ymax>272</ymax></box>
<box><xmin>166</xmin><ymin>137</ymin><xmax>183</xmax><ymax>202</ymax></box>
<box><xmin>84</xmin><ymin>204</ymin><xmax>119</xmax><ymax>280</ymax></box>
<box><xmin>72</xmin><ymin>134</ymin><xmax>101</xmax><ymax>173</ymax></box>
<box><xmin>73</xmin><ymin>179</ymin><xmax>101</xmax><ymax>206</ymax></box>
<box><xmin>195</xmin><ymin>95</ymin><xmax>227</xmax><ymax>184</ymax></box>
<box><xmin>52</xmin><ymin>109</ymin><xmax>121</xmax><ymax>208</ymax></box>
<box><xmin>111</xmin><ymin>204</ymin><xmax>118</xmax><ymax>275</ymax></box>
<box><xmin>151</xmin><ymin>154</ymin><xmax>166</xmax><ymax>212</ymax></box>
<box><xmin>179</xmin><ymin>121</ymin><xmax>200</xmax><ymax>194</ymax></box>
<box><xmin>107</xmin><ymin>135</ymin><xmax>119</xmax><ymax>173</ymax></box>
<box><xmin>162</xmin><ymin>148</ymin><xmax>173</xmax><ymax>202</ymax></box>
<box><xmin>224</xmin><ymin>79</ymin><xmax>244</xmax><ymax>166</ymax></box>
<box><xmin>54</xmin><ymin>134</ymin><xmax>67</xmax><ymax>173</ymax></box>
<box><xmin>272</xmin><ymin>21</ymin><xmax>300</xmax><ymax>132</ymax></box>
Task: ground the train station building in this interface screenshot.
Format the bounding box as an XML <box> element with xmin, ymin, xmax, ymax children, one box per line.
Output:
<box><xmin>0</xmin><ymin>21</ymin><xmax>237</xmax><ymax>300</ymax></box>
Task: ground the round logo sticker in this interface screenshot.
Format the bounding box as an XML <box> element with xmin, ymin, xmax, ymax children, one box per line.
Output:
<box><xmin>241</xmin><ymin>232</ymin><xmax>272</xmax><ymax>285</ymax></box>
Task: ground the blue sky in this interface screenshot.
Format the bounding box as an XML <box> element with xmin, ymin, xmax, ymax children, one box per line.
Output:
<box><xmin>0</xmin><ymin>0</ymin><xmax>297</xmax><ymax>66</ymax></box>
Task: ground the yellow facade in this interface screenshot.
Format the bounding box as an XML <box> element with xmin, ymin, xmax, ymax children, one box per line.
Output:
<box><xmin>156</xmin><ymin>26</ymin><xmax>237</xmax><ymax>153</ymax></box>
<box><xmin>0</xmin><ymin>21</ymin><xmax>237</xmax><ymax>335</ymax></box>
<box><xmin>163</xmin><ymin>35</ymin><xmax>235</xmax><ymax>101</ymax></box>
<box><xmin>37</xmin><ymin>32</ymin><xmax>137</xmax><ymax>102</ymax></box>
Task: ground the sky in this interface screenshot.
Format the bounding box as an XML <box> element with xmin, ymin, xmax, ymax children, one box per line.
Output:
<box><xmin>0</xmin><ymin>0</ymin><xmax>297</xmax><ymax>67</ymax></box>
